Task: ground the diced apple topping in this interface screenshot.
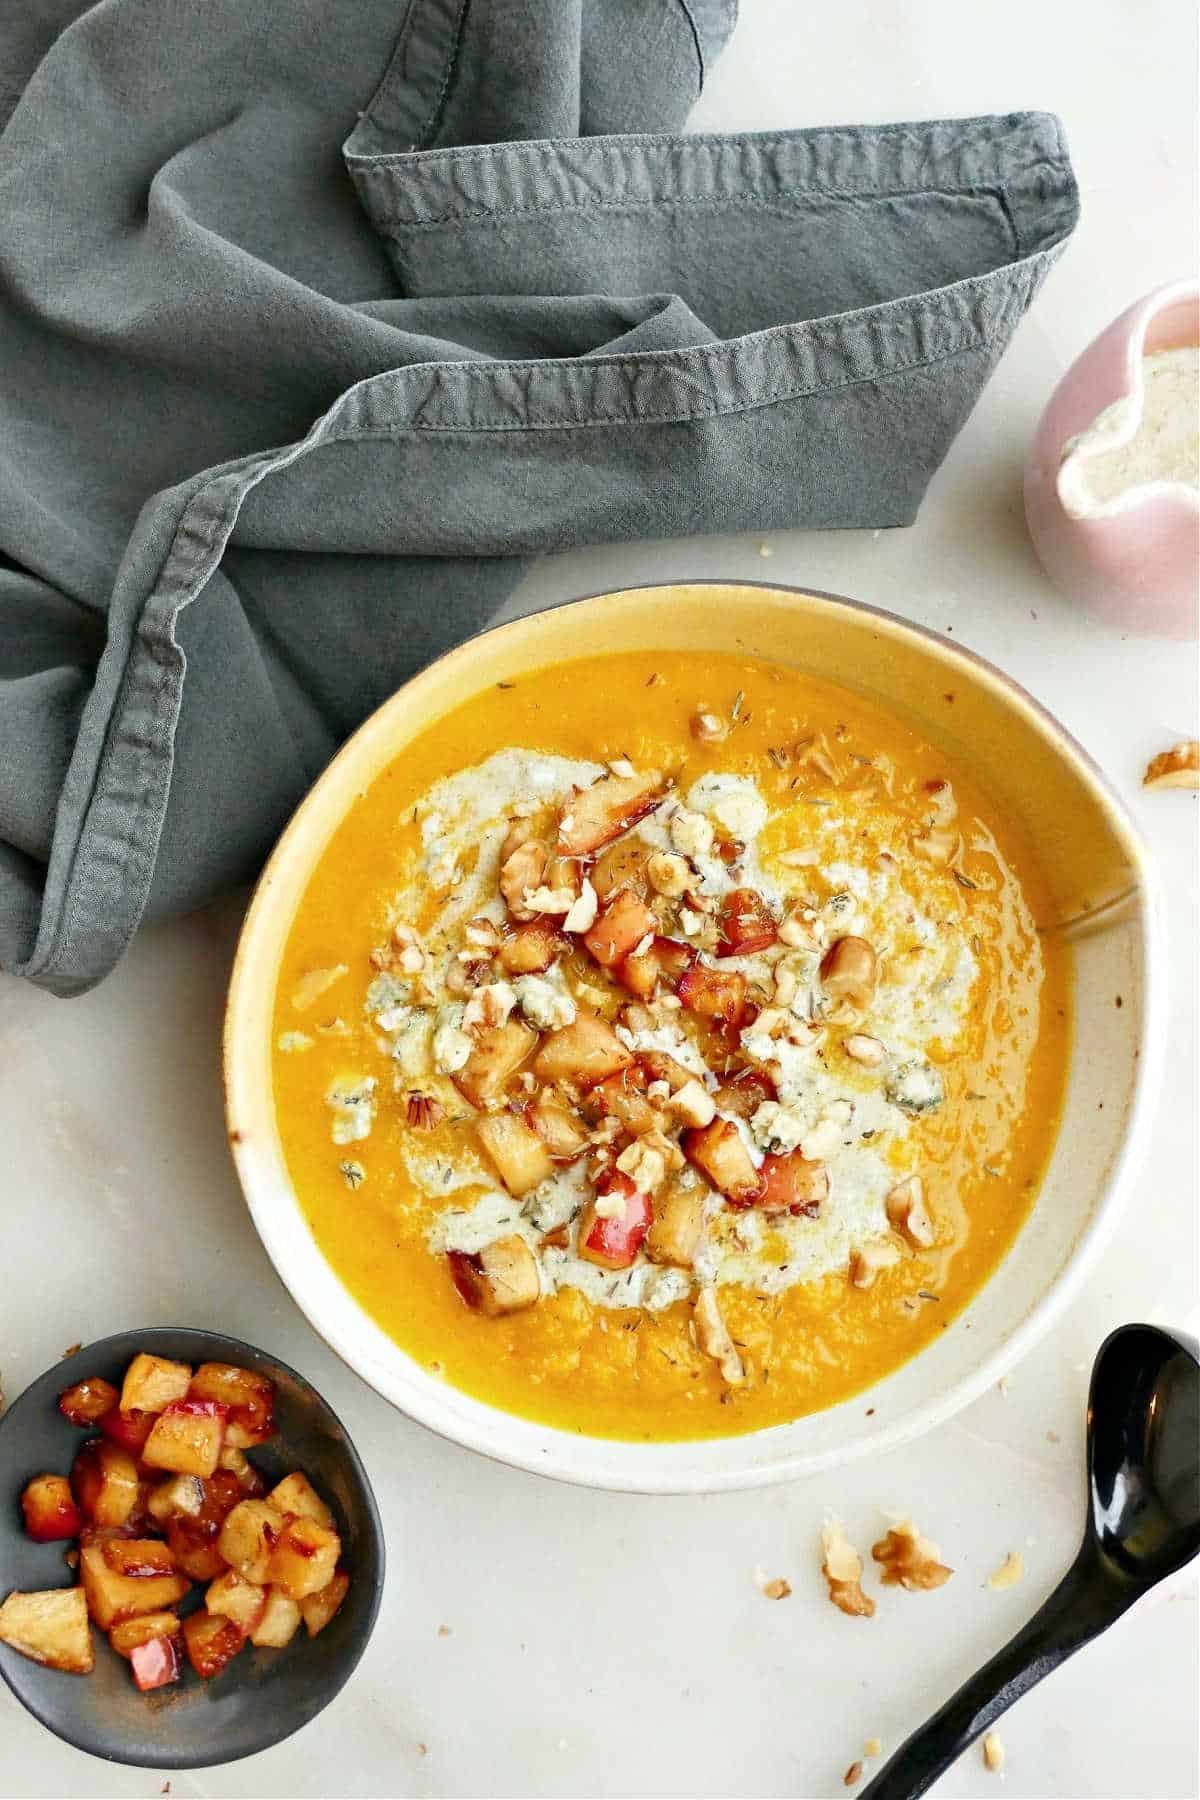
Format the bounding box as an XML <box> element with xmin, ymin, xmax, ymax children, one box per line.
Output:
<box><xmin>182</xmin><ymin>1608</ymin><xmax>246</xmax><ymax>1680</ymax></box>
<box><xmin>71</xmin><ymin>1440</ymin><xmax>140</xmax><ymax>1528</ymax></box>
<box><xmin>591</xmin><ymin>1066</ymin><xmax>659</xmax><ymax>1135</ymax></box>
<box><xmin>533</xmin><ymin>1012</ymin><xmax>633</xmax><ymax>1092</ymax></box>
<box><xmin>583</xmin><ymin>888</ymin><xmax>657</xmax><ymax>967</ymax></box>
<box><xmin>578</xmin><ymin>1174</ymin><xmax>653</xmax><ymax>1269</ymax></box>
<box><xmin>448</xmin><ymin>1235</ymin><xmax>540</xmax><ymax>1315</ymax></box>
<box><xmin>109</xmin><ymin>1611</ymin><xmax>182</xmax><ymax>1657</ymax></box>
<box><xmin>713</xmin><ymin>1066</ymin><xmax>776</xmax><ymax>1119</ymax></box>
<box><xmin>885</xmin><ymin>1175</ymin><xmax>936</xmax><ymax>1248</ymax></box>
<box><xmin>557</xmin><ymin>769</ymin><xmax>664</xmax><ymax>856</ymax></box>
<box><xmin>98</xmin><ymin>1407</ymin><xmax>156</xmax><ymax>1456</ymax></box>
<box><xmin>129</xmin><ymin>1633</ymin><xmax>182</xmax><ymax>1691</ymax></box>
<box><xmin>0</xmin><ymin>1587</ymin><xmax>94</xmax><ymax>1674</ymax></box>
<box><xmin>119</xmin><ymin>1353</ymin><xmax>192</xmax><ymax>1416</ymax></box>
<box><xmin>452</xmin><ymin>1017</ymin><xmax>538</xmax><ymax>1109</ymax></box>
<box><xmin>678</xmin><ymin>964</ymin><xmax>748</xmax><ymax>1029</ymax></box>
<box><xmin>216</xmin><ymin>1500</ymin><xmax>288</xmax><ymax>1586</ymax></box>
<box><xmin>206</xmin><ymin>1570</ymin><xmax>267</xmax><ymax>1634</ymax></box>
<box><xmin>717</xmin><ymin>888</ymin><xmax>777</xmax><ymax>956</ymax></box>
<box><xmin>820</xmin><ymin>937</ymin><xmax>877</xmax><ymax>1010</ymax></box>
<box><xmin>145</xmin><ymin>1474</ymin><xmax>207</xmax><ymax>1526</ymax></box>
<box><xmin>22</xmin><ymin>1475</ymin><xmax>83</xmax><ymax>1543</ymax></box>
<box><xmin>250</xmin><ymin>1586</ymin><xmax>303</xmax><ymax>1648</ymax></box>
<box><xmin>498</xmin><ymin>829</ymin><xmax>549</xmax><ymax>921</ymax></box>
<box><xmin>497</xmin><ymin>919</ymin><xmax>561</xmax><ymax>974</ymax></box>
<box><xmin>299</xmin><ymin>1569</ymin><xmax>351</xmax><ymax>1638</ymax></box>
<box><xmin>101</xmin><ymin>1539</ymin><xmax>179</xmax><ymax>1579</ymax></box>
<box><xmin>682</xmin><ymin>1119</ymin><xmax>764</xmax><ymax>1208</ymax></box>
<box><xmin>758</xmin><ymin>1151</ymin><xmax>829</xmax><ymax>1216</ymax></box>
<box><xmin>268</xmin><ymin>1473</ymin><xmax>334</xmax><ymax>1530</ymax></box>
<box><xmin>267</xmin><ymin>1517</ymin><xmax>342</xmax><ymax>1600</ymax></box>
<box><xmin>668</xmin><ymin>1079</ymin><xmax>716</xmax><ymax>1128</ymax></box>
<box><xmin>142</xmin><ymin>1399</ymin><xmax>228</xmax><ymax>1477</ymax></box>
<box><xmin>693</xmin><ymin>1288</ymin><xmax>744</xmax><ymax>1386</ymax></box>
<box><xmin>646</xmin><ymin>1179</ymin><xmax>706</xmax><ymax>1268</ymax></box>
<box><xmin>79</xmin><ymin>1544</ymin><xmax>189</xmax><ymax>1629</ymax></box>
<box><xmin>57</xmin><ymin>1377</ymin><xmax>120</xmax><ymax>1427</ymax></box>
<box><xmin>529</xmin><ymin>1091</ymin><xmax>590</xmax><ymax>1160</ymax></box>
<box><xmin>476</xmin><ymin>1112</ymin><xmax>555</xmax><ymax>1196</ymax></box>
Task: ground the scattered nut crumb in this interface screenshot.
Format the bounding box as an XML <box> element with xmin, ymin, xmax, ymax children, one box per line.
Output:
<box><xmin>437</xmin><ymin>1624</ymin><xmax>452</xmax><ymax>1637</ymax></box>
<box><xmin>1046</xmin><ymin>1429</ymin><xmax>1060</xmax><ymax>1444</ymax></box>
<box><xmin>983</xmin><ymin>1730</ymin><xmax>1006</xmax><ymax>1773</ymax></box>
<box><xmin>1143</xmin><ymin>740</ymin><xmax>1199</xmax><ymax>789</ymax></box>
<box><xmin>758</xmin><ymin>542</ymin><xmax>773</xmax><ymax>558</ymax></box>
<box><xmin>864</xmin><ymin>1738</ymin><xmax>882</xmax><ymax>1758</ymax></box>
<box><xmin>161</xmin><ymin>1785</ymin><xmax>171</xmax><ymax>1796</ymax></box>
<box><xmin>997</xmin><ymin>1375</ymin><xmax>1011</xmax><ymax>1396</ymax></box>
<box><xmin>987</xmin><ymin>1551</ymin><xmax>1025</xmax><ymax>1591</ymax></box>
<box><xmin>417</xmin><ymin>1743</ymin><xmax>428</xmax><ymax>1758</ymax></box>
<box><xmin>821</xmin><ymin>1517</ymin><xmax>876</xmax><ymax>1617</ymax></box>
<box><xmin>61</xmin><ymin>1343</ymin><xmax>82</xmax><ymax>1358</ymax></box>
<box><xmin>763</xmin><ymin>1577</ymin><xmax>791</xmax><ymax>1600</ymax></box>
<box><xmin>872</xmin><ymin>1519</ymin><xmax>953</xmax><ymax>1591</ymax></box>
<box><xmin>844</xmin><ymin>1761</ymin><xmax>864</xmax><ymax>1787</ymax></box>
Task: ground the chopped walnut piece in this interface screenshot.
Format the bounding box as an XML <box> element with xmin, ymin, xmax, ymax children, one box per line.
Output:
<box><xmin>843</xmin><ymin>1762</ymin><xmax>863</xmax><ymax>1789</ymax></box>
<box><xmin>669</xmin><ymin>1079</ymin><xmax>716</xmax><ymax>1128</ymax></box>
<box><xmin>982</xmin><ymin>1731</ymin><xmax>1005</xmax><ymax>1773</ymax></box>
<box><xmin>777</xmin><ymin>903</ymin><xmax>820</xmax><ymax>947</ymax></box>
<box><xmin>986</xmin><ymin>1550</ymin><xmax>1024</xmax><ymax>1591</ymax></box>
<box><xmin>693</xmin><ymin>1287</ymin><xmax>745</xmax><ymax>1386</ymax></box>
<box><xmin>863</xmin><ymin>1738</ymin><xmax>882</xmax><ymax>1759</ymax></box>
<box><xmin>1144</xmin><ymin>740</ymin><xmax>1200</xmax><ymax>789</ymax></box>
<box><xmin>849</xmin><ymin>1241</ymin><xmax>901</xmax><ymax>1289</ymax></box>
<box><xmin>646</xmin><ymin>851</ymin><xmax>691</xmax><ymax>897</ymax></box>
<box><xmin>499</xmin><ymin>836</ymin><xmax>548</xmax><ymax>920</ymax></box>
<box><xmin>885</xmin><ymin>1175</ymin><xmax>936</xmax><ymax>1248</ymax></box>
<box><xmin>844</xmin><ymin>1033</ymin><xmax>886</xmax><ymax>1066</ymax></box>
<box><xmin>820</xmin><ymin>1518</ymin><xmax>875</xmax><ymax>1619</ymax></box>
<box><xmin>563</xmin><ymin>878</ymin><xmax>599</xmax><ymax>933</ymax></box>
<box><xmin>406</xmin><ymin>1092</ymin><xmax>445</xmax><ymax>1130</ymax></box>
<box><xmin>761</xmin><ymin>1577</ymin><xmax>791</xmax><ymax>1601</ymax></box>
<box><xmin>691</xmin><ymin>710</ymin><xmax>729</xmax><ymax>744</ymax></box>
<box><xmin>872</xmin><ymin>1519</ymin><xmax>953</xmax><ymax>1591</ymax></box>
<box><xmin>821</xmin><ymin>937</ymin><xmax>877</xmax><ymax>1009</ymax></box>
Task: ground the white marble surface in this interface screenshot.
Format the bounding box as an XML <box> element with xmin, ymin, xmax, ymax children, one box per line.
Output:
<box><xmin>1</xmin><ymin>2</ymin><xmax>1197</xmax><ymax>1795</ymax></box>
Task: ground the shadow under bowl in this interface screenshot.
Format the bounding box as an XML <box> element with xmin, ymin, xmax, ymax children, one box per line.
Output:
<box><xmin>0</xmin><ymin>1327</ymin><xmax>384</xmax><ymax>1769</ymax></box>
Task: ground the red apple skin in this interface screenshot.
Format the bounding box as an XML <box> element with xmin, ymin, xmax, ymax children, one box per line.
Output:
<box><xmin>583</xmin><ymin>1174</ymin><xmax>653</xmax><ymax>1269</ymax></box>
<box><xmin>21</xmin><ymin>1474</ymin><xmax>83</xmax><ymax>1542</ymax></box>
<box><xmin>58</xmin><ymin>1377</ymin><xmax>120</xmax><ymax>1426</ymax></box>
<box><xmin>677</xmin><ymin>964</ymin><xmax>748</xmax><ymax>1029</ymax></box>
<box><xmin>99</xmin><ymin>1408</ymin><xmax>156</xmax><ymax>1455</ymax></box>
<box><xmin>717</xmin><ymin>888</ymin><xmax>778</xmax><ymax>957</ymax></box>
<box><xmin>130</xmin><ymin>1635</ymin><xmax>182</xmax><ymax>1692</ymax></box>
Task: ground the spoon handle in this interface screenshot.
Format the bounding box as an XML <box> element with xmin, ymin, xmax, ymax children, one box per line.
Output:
<box><xmin>860</xmin><ymin>1549</ymin><xmax>1127</xmax><ymax>1800</ymax></box>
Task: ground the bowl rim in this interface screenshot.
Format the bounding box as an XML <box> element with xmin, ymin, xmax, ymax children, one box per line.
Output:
<box><xmin>0</xmin><ymin>1326</ymin><xmax>385</xmax><ymax>1768</ymax></box>
<box><xmin>223</xmin><ymin>578</ymin><xmax>1166</xmax><ymax>1493</ymax></box>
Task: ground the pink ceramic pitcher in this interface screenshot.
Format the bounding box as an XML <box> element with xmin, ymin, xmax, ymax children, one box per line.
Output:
<box><xmin>1024</xmin><ymin>280</ymin><xmax>1198</xmax><ymax>638</ymax></box>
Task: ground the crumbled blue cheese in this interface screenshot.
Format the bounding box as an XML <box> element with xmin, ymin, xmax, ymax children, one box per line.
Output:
<box><xmin>366</xmin><ymin>972</ymin><xmax>409</xmax><ymax>1015</ymax></box>
<box><xmin>670</xmin><ymin>806</ymin><xmax>715</xmax><ymax>860</ymax></box>
<box><xmin>277</xmin><ymin>1031</ymin><xmax>313</xmax><ymax>1053</ymax></box>
<box><xmin>688</xmin><ymin>772</ymin><xmax>769</xmax><ymax>842</ymax></box>
<box><xmin>391</xmin><ymin>1009</ymin><xmax>434</xmax><ymax>1078</ymax></box>
<box><xmin>326</xmin><ymin>1074</ymin><xmax>376</xmax><ymax>1144</ymax></box>
<box><xmin>885</xmin><ymin>1060</ymin><xmax>946</xmax><ymax>1116</ymax></box>
<box><xmin>432</xmin><ymin>1004</ymin><xmax>472</xmax><ymax>1073</ymax></box>
<box><xmin>513</xmin><ymin>974</ymin><xmax>576</xmax><ymax>1030</ymax></box>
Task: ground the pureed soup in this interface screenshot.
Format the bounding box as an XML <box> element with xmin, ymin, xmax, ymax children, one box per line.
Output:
<box><xmin>271</xmin><ymin>650</ymin><xmax>1070</xmax><ymax>1442</ymax></box>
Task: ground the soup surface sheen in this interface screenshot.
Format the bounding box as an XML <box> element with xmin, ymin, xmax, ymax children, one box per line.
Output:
<box><xmin>272</xmin><ymin>650</ymin><xmax>1070</xmax><ymax>1441</ymax></box>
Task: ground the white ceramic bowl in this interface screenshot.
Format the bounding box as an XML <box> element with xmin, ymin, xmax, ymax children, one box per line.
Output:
<box><xmin>224</xmin><ymin>582</ymin><xmax>1163</xmax><ymax>1492</ymax></box>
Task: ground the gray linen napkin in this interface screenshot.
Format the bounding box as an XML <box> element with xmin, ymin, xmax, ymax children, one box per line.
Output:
<box><xmin>0</xmin><ymin>1</ymin><xmax>1078</xmax><ymax>995</ymax></box>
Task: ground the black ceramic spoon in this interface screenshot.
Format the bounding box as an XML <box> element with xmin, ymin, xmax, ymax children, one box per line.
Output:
<box><xmin>862</xmin><ymin>1323</ymin><xmax>1200</xmax><ymax>1800</ymax></box>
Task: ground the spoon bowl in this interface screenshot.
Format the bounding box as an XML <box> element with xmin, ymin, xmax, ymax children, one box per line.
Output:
<box><xmin>863</xmin><ymin>1323</ymin><xmax>1200</xmax><ymax>1798</ymax></box>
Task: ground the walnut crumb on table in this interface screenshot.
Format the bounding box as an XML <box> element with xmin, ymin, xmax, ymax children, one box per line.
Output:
<box><xmin>1143</xmin><ymin>739</ymin><xmax>1199</xmax><ymax>789</ymax></box>
<box><xmin>986</xmin><ymin>1551</ymin><xmax>1025</xmax><ymax>1591</ymax></box>
<box><xmin>821</xmin><ymin>1517</ymin><xmax>875</xmax><ymax>1617</ymax></box>
<box><xmin>872</xmin><ymin>1519</ymin><xmax>953</xmax><ymax>1590</ymax></box>
<box><xmin>843</xmin><ymin>1760</ymin><xmax>864</xmax><ymax>1787</ymax></box>
<box><xmin>983</xmin><ymin>1730</ymin><xmax>1006</xmax><ymax>1772</ymax></box>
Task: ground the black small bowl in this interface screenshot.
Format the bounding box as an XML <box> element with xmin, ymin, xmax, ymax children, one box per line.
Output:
<box><xmin>0</xmin><ymin>1328</ymin><xmax>384</xmax><ymax>1769</ymax></box>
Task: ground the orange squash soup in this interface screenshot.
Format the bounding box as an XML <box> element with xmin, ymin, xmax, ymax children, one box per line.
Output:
<box><xmin>271</xmin><ymin>649</ymin><xmax>1070</xmax><ymax>1442</ymax></box>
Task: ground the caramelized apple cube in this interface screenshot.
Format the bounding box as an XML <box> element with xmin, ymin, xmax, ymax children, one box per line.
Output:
<box><xmin>119</xmin><ymin>1352</ymin><xmax>193</xmax><ymax>1415</ymax></box>
<box><xmin>475</xmin><ymin>1112</ymin><xmax>555</xmax><ymax>1196</ymax></box>
<box><xmin>590</xmin><ymin>835</ymin><xmax>653</xmax><ymax>900</ymax></box>
<box><xmin>299</xmin><ymin>1569</ymin><xmax>350</xmax><ymax>1638</ymax></box>
<box><xmin>57</xmin><ymin>1377</ymin><xmax>119</xmax><ymax>1427</ymax></box>
<box><xmin>558</xmin><ymin>769</ymin><xmax>664</xmax><ymax>856</ymax></box>
<box><xmin>109</xmin><ymin>1611</ymin><xmax>182</xmax><ymax>1657</ymax></box>
<box><xmin>142</xmin><ymin>1399</ymin><xmax>228</xmax><ymax>1476</ymax></box>
<box><xmin>712</xmin><ymin>1066</ymin><xmax>776</xmax><ymax>1119</ymax></box>
<box><xmin>218</xmin><ymin>1445</ymin><xmax>268</xmax><ymax>1495</ymax></box>
<box><xmin>678</xmin><ymin>964</ymin><xmax>748</xmax><ymax>1029</ymax></box>
<box><xmin>187</xmin><ymin>1363</ymin><xmax>275</xmax><ymax>1449</ymax></box>
<box><xmin>591</xmin><ymin>1066</ymin><xmax>659</xmax><ymax>1135</ymax></box>
<box><xmin>452</xmin><ymin>1017</ymin><xmax>538</xmax><ymax>1110</ymax></box>
<box><xmin>266</xmin><ymin>1516</ymin><xmax>342</xmax><ymax>1600</ymax></box>
<box><xmin>165</xmin><ymin>1518</ymin><xmax>226</xmax><ymax>1582</ymax></box>
<box><xmin>0</xmin><ymin>1587</ymin><xmax>94</xmax><ymax>1674</ymax></box>
<box><xmin>718</xmin><ymin>887</ymin><xmax>778</xmax><ymax>956</ymax></box>
<box><xmin>98</xmin><ymin>1407</ymin><xmax>156</xmax><ymax>1456</ymax></box>
<box><xmin>71</xmin><ymin>1440</ymin><xmax>140</xmax><ymax>1528</ymax></box>
<box><xmin>182</xmin><ymin>1608</ymin><xmax>246</xmax><ymax>1680</ymax></box>
<box><xmin>268</xmin><ymin>1473</ymin><xmax>334</xmax><ymax>1530</ymax></box>
<box><xmin>101</xmin><ymin>1539</ymin><xmax>179</xmax><ymax>1579</ymax></box>
<box><xmin>682</xmin><ymin>1119</ymin><xmax>765</xmax><ymax>1208</ymax></box>
<box><xmin>583</xmin><ymin>888</ymin><xmax>657</xmax><ymax>968</ymax></box>
<box><xmin>130</xmin><ymin>1633</ymin><xmax>182</xmax><ymax>1692</ymax></box>
<box><xmin>497</xmin><ymin>919</ymin><xmax>562</xmax><ymax>975</ymax></box>
<box><xmin>251</xmin><ymin>1585</ymin><xmax>302</xmax><ymax>1648</ymax></box>
<box><xmin>528</xmin><ymin>1091</ymin><xmax>590</xmax><ymax>1160</ymax></box>
<box><xmin>146</xmin><ymin>1474</ymin><xmax>206</xmax><ymax>1525</ymax></box>
<box><xmin>216</xmin><ymin>1499</ymin><xmax>288</xmax><ymax>1585</ymax></box>
<box><xmin>79</xmin><ymin>1544</ymin><xmax>189</xmax><ymax>1629</ymax></box>
<box><xmin>448</xmin><ymin>1236</ymin><xmax>540</xmax><ymax>1317</ymax></box>
<box><xmin>21</xmin><ymin>1474</ymin><xmax>83</xmax><ymax>1543</ymax></box>
<box><xmin>645</xmin><ymin>1180</ymin><xmax>706</xmax><ymax>1268</ymax></box>
<box><xmin>758</xmin><ymin>1151</ymin><xmax>829</xmax><ymax>1216</ymax></box>
<box><xmin>206</xmin><ymin>1569</ymin><xmax>268</xmax><ymax>1633</ymax></box>
<box><xmin>533</xmin><ymin>1012</ymin><xmax>633</xmax><ymax>1092</ymax></box>
<box><xmin>578</xmin><ymin>1173</ymin><xmax>653</xmax><ymax>1270</ymax></box>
